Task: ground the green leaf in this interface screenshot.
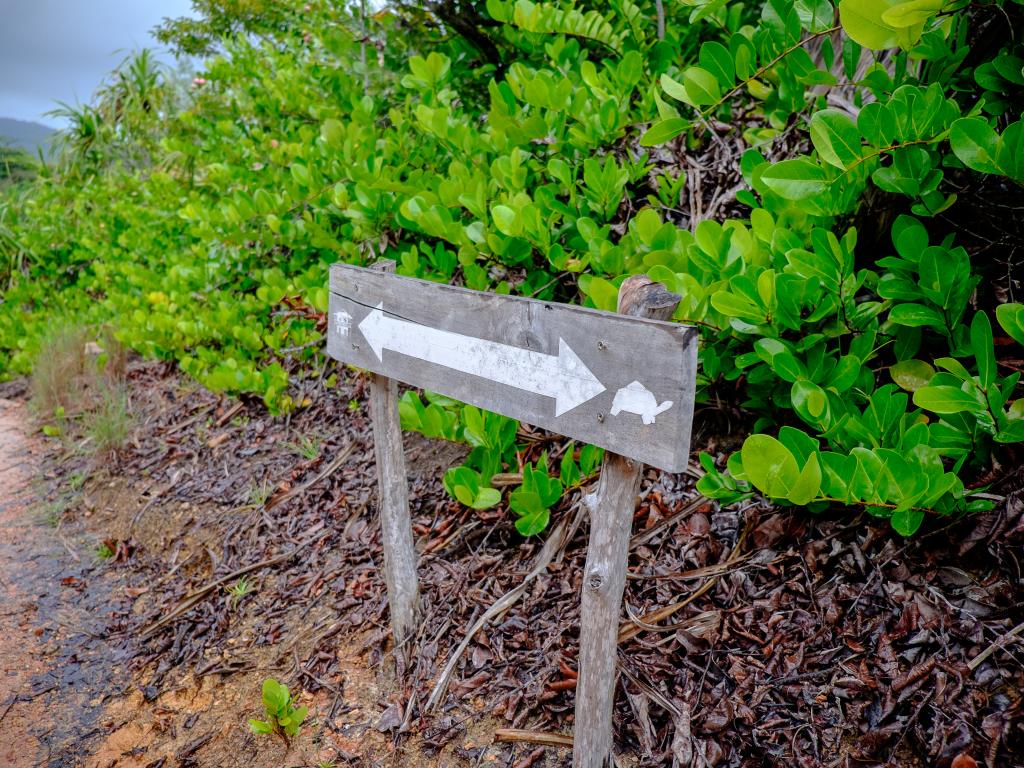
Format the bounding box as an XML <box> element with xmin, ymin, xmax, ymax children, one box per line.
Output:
<box><xmin>971</xmin><ymin>311</ymin><xmax>996</xmax><ymax>389</ymax></box>
<box><xmin>491</xmin><ymin>205</ymin><xmax>520</xmax><ymax>236</ymax></box>
<box><xmin>996</xmin><ymin>120</ymin><xmax>1024</xmax><ymax>182</ymax></box>
<box><xmin>950</xmin><ymin>118</ymin><xmax>1001</xmax><ymax>175</ymax></box>
<box><xmin>1009</xmin><ymin>400</ymin><xmax>1024</xmax><ymax>421</ymax></box>
<box><xmin>889</xmin><ymin>303</ymin><xmax>946</xmax><ymax>329</ymax></box>
<box><xmin>514</xmin><ymin>507</ymin><xmax>550</xmax><ymax>536</ymax></box>
<box><xmin>320</xmin><ymin>119</ymin><xmax>344</xmax><ymax>147</ymax></box>
<box><xmin>660</xmin><ymin>74</ymin><xmax>690</xmax><ymax>104</ymax></box>
<box><xmin>581</xmin><ymin>275</ymin><xmax>619</xmax><ymax>312</ymax></box>
<box><xmin>473</xmin><ymin>487</ymin><xmax>501</xmax><ymax>509</ymax></box>
<box><xmin>249</xmin><ymin>719</ymin><xmax>274</xmax><ymax>735</ymax></box>
<box><xmin>913</xmin><ymin>386</ymin><xmax>984</xmax><ymax>414</ymax></box>
<box><xmin>795</xmin><ymin>0</ymin><xmax>837</xmax><ymax>33</ymax></box>
<box><xmin>881</xmin><ymin>0</ymin><xmax>944</xmax><ymax>28</ymax></box>
<box><xmin>698</xmin><ymin>42</ymin><xmax>735</xmax><ymax>89</ymax></box>
<box><xmin>788</xmin><ymin>453</ymin><xmax>822</xmax><ymax>506</ymax></box>
<box><xmin>890</xmin><ymin>359</ymin><xmax>935</xmax><ymax>391</ymax></box>
<box><xmin>758</xmin><ymin>158</ymin><xmax>828</xmax><ymax>200</ymax></box>
<box><xmin>290</xmin><ymin>163</ymin><xmax>311</xmax><ymax>187</ymax></box>
<box><xmin>742</xmin><ymin>434</ymin><xmax>800</xmax><ymax>499</ymax></box>
<box><xmin>264</xmin><ymin>684</ymin><xmax>288</xmax><ymax>712</ymax></box>
<box><xmin>792</xmin><ymin>380</ymin><xmax>831</xmax><ymax>423</ymax></box>
<box><xmin>996</xmin><ymin>303</ymin><xmax>1024</xmax><ymax>346</ymax></box>
<box><xmin>711</xmin><ymin>291</ymin><xmax>765</xmax><ymax>323</ymax></box>
<box><xmin>683</xmin><ymin>67</ymin><xmax>722</xmax><ymax>106</ymax></box>
<box><xmin>839</xmin><ymin>0</ymin><xmax>901</xmax><ymax>49</ymax></box>
<box><xmin>809</xmin><ymin>109</ymin><xmax>863</xmax><ymax>169</ymax></box>
<box><xmin>890</xmin><ymin>506</ymin><xmax>925</xmax><ymax>536</ymax></box>
<box><xmin>754</xmin><ymin>339</ymin><xmax>805</xmax><ymax>382</ymax></box>
<box><xmin>640</xmin><ymin>118</ymin><xmax>690</xmax><ymax>146</ymax></box>
<box><xmin>995</xmin><ymin>421</ymin><xmax>1024</xmax><ymax>443</ymax></box>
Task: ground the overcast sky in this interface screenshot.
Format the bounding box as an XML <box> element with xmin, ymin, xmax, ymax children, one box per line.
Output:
<box><xmin>0</xmin><ymin>0</ymin><xmax>195</xmax><ymax>127</ymax></box>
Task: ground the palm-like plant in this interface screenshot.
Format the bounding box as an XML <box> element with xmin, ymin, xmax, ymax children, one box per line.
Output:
<box><xmin>47</xmin><ymin>102</ymin><xmax>107</xmax><ymax>168</ymax></box>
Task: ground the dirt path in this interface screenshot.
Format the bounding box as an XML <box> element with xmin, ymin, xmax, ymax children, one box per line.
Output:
<box><xmin>0</xmin><ymin>398</ymin><xmax>132</xmax><ymax>768</ymax></box>
<box><xmin>0</xmin><ymin>397</ymin><xmax>49</xmax><ymax>766</ymax></box>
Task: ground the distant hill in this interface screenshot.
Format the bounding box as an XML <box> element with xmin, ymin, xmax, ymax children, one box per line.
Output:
<box><xmin>0</xmin><ymin>117</ymin><xmax>56</xmax><ymax>156</ymax></box>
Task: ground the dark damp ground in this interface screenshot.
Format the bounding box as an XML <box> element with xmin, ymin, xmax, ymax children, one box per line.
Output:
<box><xmin>1</xmin><ymin>359</ymin><xmax>1023</xmax><ymax>768</ymax></box>
<box><xmin>0</xmin><ymin>393</ymin><xmax>133</xmax><ymax>767</ymax></box>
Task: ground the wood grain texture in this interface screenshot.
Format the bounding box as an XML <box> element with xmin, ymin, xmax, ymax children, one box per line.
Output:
<box><xmin>365</xmin><ymin>261</ymin><xmax>420</xmax><ymax>662</ymax></box>
<box><xmin>573</xmin><ymin>275</ymin><xmax>681</xmax><ymax>768</ymax></box>
<box><xmin>328</xmin><ymin>263</ymin><xmax>696</xmax><ymax>472</ymax></box>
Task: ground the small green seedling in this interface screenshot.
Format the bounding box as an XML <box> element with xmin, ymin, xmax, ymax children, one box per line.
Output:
<box><xmin>224</xmin><ymin>575</ymin><xmax>255</xmax><ymax>609</ymax></box>
<box><xmin>95</xmin><ymin>541</ymin><xmax>115</xmax><ymax>560</ymax></box>
<box><xmin>42</xmin><ymin>406</ymin><xmax>66</xmax><ymax>437</ymax></box>
<box><xmin>249</xmin><ymin>678</ymin><xmax>307</xmax><ymax>746</ymax></box>
<box><xmin>286</xmin><ymin>434</ymin><xmax>321</xmax><ymax>460</ymax></box>
<box><xmin>246</xmin><ymin>478</ymin><xmax>271</xmax><ymax>507</ymax></box>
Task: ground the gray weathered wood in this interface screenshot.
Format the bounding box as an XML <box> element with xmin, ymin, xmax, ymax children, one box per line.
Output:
<box><xmin>366</xmin><ymin>261</ymin><xmax>420</xmax><ymax>663</ymax></box>
<box><xmin>573</xmin><ymin>276</ymin><xmax>682</xmax><ymax>768</ymax></box>
<box><xmin>328</xmin><ymin>264</ymin><xmax>697</xmax><ymax>472</ymax></box>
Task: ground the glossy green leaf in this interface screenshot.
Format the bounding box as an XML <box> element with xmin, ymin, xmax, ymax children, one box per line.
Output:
<box><xmin>683</xmin><ymin>67</ymin><xmax>722</xmax><ymax>106</ymax></box>
<box><xmin>809</xmin><ymin>109</ymin><xmax>863</xmax><ymax>169</ymax></box>
<box><xmin>660</xmin><ymin>73</ymin><xmax>691</xmax><ymax>104</ymax></box>
<box><xmin>640</xmin><ymin>118</ymin><xmax>690</xmax><ymax>146</ymax></box>
<box><xmin>795</xmin><ymin>0</ymin><xmax>837</xmax><ymax>32</ymax></box>
<box><xmin>913</xmin><ymin>386</ymin><xmax>983</xmax><ymax>414</ymax></box>
<box><xmin>971</xmin><ymin>311</ymin><xmax>996</xmax><ymax>389</ymax></box>
<box><xmin>491</xmin><ymin>205</ymin><xmax>519</xmax><ymax>236</ymax></box>
<box><xmin>881</xmin><ymin>0</ymin><xmax>944</xmax><ymax>28</ymax></box>
<box><xmin>889</xmin><ymin>303</ymin><xmax>946</xmax><ymax>329</ymax></box>
<box><xmin>698</xmin><ymin>42</ymin><xmax>735</xmax><ymax>88</ymax></box>
<box><xmin>890</xmin><ymin>506</ymin><xmax>925</xmax><ymax>536</ymax></box>
<box><xmin>950</xmin><ymin>118</ymin><xmax>1001</xmax><ymax>175</ymax></box>
<box><xmin>996</xmin><ymin>303</ymin><xmax>1024</xmax><ymax>346</ymax></box>
<box><xmin>890</xmin><ymin>359</ymin><xmax>935</xmax><ymax>391</ymax></box>
<box><xmin>758</xmin><ymin>158</ymin><xmax>828</xmax><ymax>199</ymax></box>
<box><xmin>839</xmin><ymin>0</ymin><xmax>902</xmax><ymax>49</ymax></box>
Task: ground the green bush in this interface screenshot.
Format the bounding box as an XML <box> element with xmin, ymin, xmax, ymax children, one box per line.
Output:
<box><xmin>1</xmin><ymin>0</ymin><xmax>1021</xmax><ymax>536</ymax></box>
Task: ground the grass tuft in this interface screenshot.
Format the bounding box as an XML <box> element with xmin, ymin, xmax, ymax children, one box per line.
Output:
<box><xmin>82</xmin><ymin>384</ymin><xmax>132</xmax><ymax>454</ymax></box>
<box><xmin>29</xmin><ymin>324</ymin><xmax>90</xmax><ymax>417</ymax></box>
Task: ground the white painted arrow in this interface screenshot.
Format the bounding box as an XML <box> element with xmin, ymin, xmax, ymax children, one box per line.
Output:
<box><xmin>358</xmin><ymin>303</ymin><xmax>605</xmax><ymax>416</ymax></box>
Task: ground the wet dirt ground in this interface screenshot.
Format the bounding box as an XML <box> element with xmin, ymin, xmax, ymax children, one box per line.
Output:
<box><xmin>1</xmin><ymin>359</ymin><xmax>1021</xmax><ymax>768</ymax></box>
<box><xmin>0</xmin><ymin>389</ymin><xmax>505</xmax><ymax>768</ymax></box>
<box><xmin>0</xmin><ymin>397</ymin><xmax>134</xmax><ymax>767</ymax></box>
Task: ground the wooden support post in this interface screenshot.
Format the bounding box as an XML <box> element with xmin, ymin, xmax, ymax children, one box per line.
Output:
<box><xmin>367</xmin><ymin>260</ymin><xmax>420</xmax><ymax>663</ymax></box>
<box><xmin>573</xmin><ymin>276</ymin><xmax>681</xmax><ymax>768</ymax></box>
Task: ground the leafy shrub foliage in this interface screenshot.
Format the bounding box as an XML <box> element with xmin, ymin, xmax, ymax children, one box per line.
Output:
<box><xmin>1</xmin><ymin>0</ymin><xmax>1022</xmax><ymax>535</ymax></box>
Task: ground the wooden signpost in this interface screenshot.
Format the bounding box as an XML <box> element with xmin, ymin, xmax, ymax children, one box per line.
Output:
<box><xmin>327</xmin><ymin>261</ymin><xmax>697</xmax><ymax>768</ymax></box>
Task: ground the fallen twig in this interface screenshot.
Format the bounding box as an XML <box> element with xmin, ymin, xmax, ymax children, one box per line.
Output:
<box><xmin>494</xmin><ymin>728</ymin><xmax>574</xmax><ymax>748</ymax></box>
<box><xmin>425</xmin><ymin>497</ymin><xmax>588</xmax><ymax>712</ymax></box>
<box><xmin>264</xmin><ymin>441</ymin><xmax>354</xmax><ymax>511</ymax></box>
<box><xmin>969</xmin><ymin>619</ymin><xmax>1024</xmax><ymax>672</ymax></box>
<box><xmin>618</xmin><ymin>517</ymin><xmax>751</xmax><ymax>643</ymax></box>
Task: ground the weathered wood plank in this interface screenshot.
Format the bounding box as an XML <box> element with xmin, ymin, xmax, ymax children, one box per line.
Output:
<box><xmin>366</xmin><ymin>261</ymin><xmax>420</xmax><ymax>664</ymax></box>
<box><xmin>573</xmin><ymin>276</ymin><xmax>681</xmax><ymax>768</ymax></box>
<box><xmin>328</xmin><ymin>264</ymin><xmax>697</xmax><ymax>472</ymax></box>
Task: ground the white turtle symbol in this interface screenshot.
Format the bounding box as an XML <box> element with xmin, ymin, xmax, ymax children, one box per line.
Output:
<box><xmin>610</xmin><ymin>381</ymin><xmax>673</xmax><ymax>425</ymax></box>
